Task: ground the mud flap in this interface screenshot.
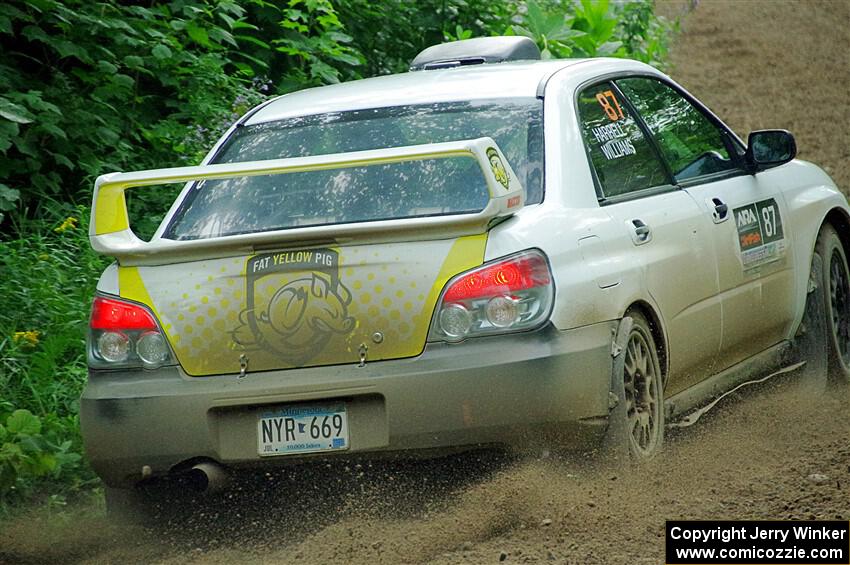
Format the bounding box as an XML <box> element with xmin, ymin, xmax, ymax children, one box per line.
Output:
<box><xmin>791</xmin><ymin>252</ymin><xmax>829</xmax><ymax>395</ymax></box>
<box><xmin>598</xmin><ymin>316</ymin><xmax>633</xmax><ymax>465</ymax></box>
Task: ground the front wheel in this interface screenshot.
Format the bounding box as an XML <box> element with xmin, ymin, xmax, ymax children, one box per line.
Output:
<box><xmin>816</xmin><ymin>224</ymin><xmax>850</xmax><ymax>382</ymax></box>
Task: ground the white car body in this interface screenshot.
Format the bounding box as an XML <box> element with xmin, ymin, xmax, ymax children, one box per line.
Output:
<box><xmin>83</xmin><ymin>51</ymin><xmax>850</xmax><ymax>489</ymax></box>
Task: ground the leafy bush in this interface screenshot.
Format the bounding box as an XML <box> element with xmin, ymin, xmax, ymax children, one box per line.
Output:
<box><xmin>0</xmin><ymin>408</ymin><xmax>84</xmax><ymax>505</ymax></box>
<box><xmin>511</xmin><ymin>0</ymin><xmax>675</xmax><ymax>66</ymax></box>
<box><xmin>0</xmin><ymin>208</ymin><xmax>104</xmax><ymax>507</ymax></box>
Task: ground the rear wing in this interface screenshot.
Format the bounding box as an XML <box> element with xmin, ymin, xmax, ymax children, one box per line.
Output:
<box><xmin>89</xmin><ymin>137</ymin><xmax>525</xmax><ymax>264</ymax></box>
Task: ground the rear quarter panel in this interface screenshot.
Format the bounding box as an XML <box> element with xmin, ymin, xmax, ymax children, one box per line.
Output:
<box><xmin>486</xmin><ymin>59</ymin><xmax>664</xmax><ymax>333</ymax></box>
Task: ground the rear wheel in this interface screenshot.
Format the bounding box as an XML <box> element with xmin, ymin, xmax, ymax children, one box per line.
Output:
<box><xmin>601</xmin><ymin>311</ymin><xmax>665</xmax><ymax>463</ymax></box>
<box><xmin>622</xmin><ymin>312</ymin><xmax>665</xmax><ymax>458</ymax></box>
<box><xmin>816</xmin><ymin>224</ymin><xmax>850</xmax><ymax>382</ymax></box>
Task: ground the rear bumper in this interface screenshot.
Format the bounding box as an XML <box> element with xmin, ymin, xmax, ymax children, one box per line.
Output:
<box><xmin>80</xmin><ymin>321</ymin><xmax>616</xmax><ymax>487</ymax></box>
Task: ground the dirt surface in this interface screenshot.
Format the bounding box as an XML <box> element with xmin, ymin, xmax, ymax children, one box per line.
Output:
<box><xmin>663</xmin><ymin>0</ymin><xmax>850</xmax><ymax>196</ymax></box>
<box><xmin>2</xmin><ymin>1</ymin><xmax>850</xmax><ymax>563</ymax></box>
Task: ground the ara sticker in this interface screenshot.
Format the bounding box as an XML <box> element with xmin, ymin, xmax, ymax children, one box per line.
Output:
<box><xmin>733</xmin><ymin>198</ymin><xmax>785</xmax><ymax>270</ymax></box>
<box><xmin>486</xmin><ymin>147</ymin><xmax>510</xmax><ymax>190</ymax></box>
<box><xmin>232</xmin><ymin>249</ymin><xmax>356</xmax><ymax>366</ymax></box>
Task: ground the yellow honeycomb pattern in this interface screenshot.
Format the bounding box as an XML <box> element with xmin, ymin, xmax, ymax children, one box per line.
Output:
<box><xmin>122</xmin><ymin>235</ymin><xmax>486</xmax><ymax>376</ymax></box>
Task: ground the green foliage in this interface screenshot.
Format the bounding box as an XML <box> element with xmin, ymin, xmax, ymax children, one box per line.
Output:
<box><xmin>0</xmin><ymin>0</ymin><xmax>269</xmax><ymax>226</ymax></box>
<box><xmin>336</xmin><ymin>1</ymin><xmax>520</xmax><ymax>76</ymax></box>
<box><xmin>0</xmin><ymin>208</ymin><xmax>104</xmax><ymax>508</ymax></box>
<box><xmin>511</xmin><ymin>0</ymin><xmax>675</xmax><ymax>64</ymax></box>
<box><xmin>0</xmin><ymin>407</ymin><xmax>84</xmax><ymax>504</ymax></box>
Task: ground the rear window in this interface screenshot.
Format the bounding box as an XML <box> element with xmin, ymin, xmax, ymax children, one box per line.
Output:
<box><xmin>164</xmin><ymin>99</ymin><xmax>543</xmax><ymax>240</ymax></box>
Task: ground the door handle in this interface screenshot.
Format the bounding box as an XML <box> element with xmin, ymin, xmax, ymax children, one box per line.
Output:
<box><xmin>711</xmin><ymin>197</ymin><xmax>729</xmax><ymax>223</ymax></box>
<box><xmin>631</xmin><ymin>219</ymin><xmax>652</xmax><ymax>245</ymax></box>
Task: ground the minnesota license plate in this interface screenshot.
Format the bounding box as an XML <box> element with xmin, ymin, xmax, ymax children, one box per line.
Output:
<box><xmin>257</xmin><ymin>404</ymin><xmax>349</xmax><ymax>456</ymax></box>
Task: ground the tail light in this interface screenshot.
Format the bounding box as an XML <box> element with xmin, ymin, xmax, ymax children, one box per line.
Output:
<box><xmin>428</xmin><ymin>249</ymin><xmax>554</xmax><ymax>342</ymax></box>
<box><xmin>88</xmin><ymin>295</ymin><xmax>175</xmax><ymax>369</ymax></box>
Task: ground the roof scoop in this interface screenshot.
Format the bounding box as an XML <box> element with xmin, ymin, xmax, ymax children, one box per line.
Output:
<box><xmin>410</xmin><ymin>36</ymin><xmax>541</xmax><ymax>71</ymax></box>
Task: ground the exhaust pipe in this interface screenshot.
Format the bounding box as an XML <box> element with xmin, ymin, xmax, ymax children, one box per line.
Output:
<box><xmin>187</xmin><ymin>461</ymin><xmax>230</xmax><ymax>493</ymax></box>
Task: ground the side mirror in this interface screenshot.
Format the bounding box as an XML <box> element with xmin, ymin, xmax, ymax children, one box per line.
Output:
<box><xmin>745</xmin><ymin>129</ymin><xmax>796</xmax><ymax>173</ymax></box>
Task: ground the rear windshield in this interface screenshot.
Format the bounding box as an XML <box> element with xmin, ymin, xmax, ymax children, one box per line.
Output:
<box><xmin>164</xmin><ymin>98</ymin><xmax>543</xmax><ymax>240</ymax></box>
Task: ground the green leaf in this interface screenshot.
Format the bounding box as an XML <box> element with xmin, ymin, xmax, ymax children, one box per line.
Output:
<box><xmin>0</xmin><ymin>98</ymin><xmax>33</xmax><ymax>124</ymax></box>
<box><xmin>595</xmin><ymin>40</ymin><xmax>623</xmax><ymax>56</ymax></box>
<box><xmin>0</xmin><ymin>109</ymin><xmax>32</xmax><ymax>124</ymax></box>
<box><xmin>330</xmin><ymin>52</ymin><xmax>360</xmax><ymax>66</ymax></box>
<box><xmin>52</xmin><ymin>39</ymin><xmax>92</xmax><ymax>63</ymax></box>
<box><xmin>231</xmin><ymin>20</ymin><xmax>259</xmax><ymax>31</ymax></box>
<box><xmin>0</xmin><ymin>121</ymin><xmax>18</xmax><ymax>152</ymax></box>
<box><xmin>218</xmin><ymin>12</ymin><xmax>235</xmax><ymax>29</ymax></box>
<box><xmin>6</xmin><ymin>409</ymin><xmax>41</xmax><ymax>436</ymax></box>
<box><xmin>36</xmin><ymin>452</ymin><xmax>57</xmax><ymax>473</ymax></box>
<box><xmin>232</xmin><ymin>61</ymin><xmax>255</xmax><ymax>76</ymax></box>
<box><xmin>186</xmin><ymin>21</ymin><xmax>211</xmax><ymax>47</ymax></box>
<box><xmin>97</xmin><ymin>60</ymin><xmax>118</xmax><ymax>74</ymax></box>
<box><xmin>234</xmin><ymin>34</ymin><xmax>270</xmax><ymax>50</ymax></box>
<box><xmin>123</xmin><ymin>55</ymin><xmax>145</xmax><ymax>69</ymax></box>
<box><xmin>309</xmin><ymin>60</ymin><xmax>339</xmax><ymax>84</ymax></box>
<box><xmin>0</xmin><ymin>424</ymin><xmax>6</xmax><ymax>442</ymax></box>
<box><xmin>39</xmin><ymin>123</ymin><xmax>67</xmax><ymax>140</ymax></box>
<box><xmin>51</xmin><ymin>152</ymin><xmax>74</xmax><ymax>170</ymax></box>
<box><xmin>151</xmin><ymin>44</ymin><xmax>172</xmax><ymax>60</ymax></box>
<box><xmin>111</xmin><ymin>74</ymin><xmax>135</xmax><ymax>90</ymax></box>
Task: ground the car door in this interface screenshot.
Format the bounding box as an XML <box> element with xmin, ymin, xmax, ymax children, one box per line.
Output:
<box><xmin>616</xmin><ymin>76</ymin><xmax>796</xmax><ymax>370</ymax></box>
<box><xmin>575</xmin><ymin>81</ymin><xmax>722</xmax><ymax>394</ymax></box>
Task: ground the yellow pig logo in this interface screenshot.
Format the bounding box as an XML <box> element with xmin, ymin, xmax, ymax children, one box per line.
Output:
<box><xmin>232</xmin><ymin>249</ymin><xmax>356</xmax><ymax>366</ymax></box>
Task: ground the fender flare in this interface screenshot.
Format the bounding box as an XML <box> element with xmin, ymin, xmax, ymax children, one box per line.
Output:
<box><xmin>600</xmin><ymin>315</ymin><xmax>633</xmax><ymax>464</ymax></box>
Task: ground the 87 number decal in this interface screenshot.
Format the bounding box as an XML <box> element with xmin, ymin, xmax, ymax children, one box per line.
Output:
<box><xmin>733</xmin><ymin>198</ymin><xmax>785</xmax><ymax>269</ymax></box>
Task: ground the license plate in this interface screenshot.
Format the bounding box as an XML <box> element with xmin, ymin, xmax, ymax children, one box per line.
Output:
<box><xmin>257</xmin><ymin>403</ymin><xmax>349</xmax><ymax>456</ymax></box>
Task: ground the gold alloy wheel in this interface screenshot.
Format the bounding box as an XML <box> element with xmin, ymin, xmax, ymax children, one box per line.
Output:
<box><xmin>623</xmin><ymin>321</ymin><xmax>662</xmax><ymax>457</ymax></box>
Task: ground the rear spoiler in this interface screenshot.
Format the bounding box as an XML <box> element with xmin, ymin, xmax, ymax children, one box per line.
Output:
<box><xmin>89</xmin><ymin>137</ymin><xmax>525</xmax><ymax>264</ymax></box>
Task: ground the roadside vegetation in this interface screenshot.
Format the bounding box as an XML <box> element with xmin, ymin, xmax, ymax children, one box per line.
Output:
<box><xmin>0</xmin><ymin>0</ymin><xmax>676</xmax><ymax>512</ymax></box>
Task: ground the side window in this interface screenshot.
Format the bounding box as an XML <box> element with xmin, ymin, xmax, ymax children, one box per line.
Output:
<box><xmin>617</xmin><ymin>77</ymin><xmax>738</xmax><ymax>183</ymax></box>
<box><xmin>577</xmin><ymin>82</ymin><xmax>669</xmax><ymax>198</ymax></box>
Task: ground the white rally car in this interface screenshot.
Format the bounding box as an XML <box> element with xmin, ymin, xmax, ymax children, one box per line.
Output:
<box><xmin>82</xmin><ymin>37</ymin><xmax>850</xmax><ymax>511</ymax></box>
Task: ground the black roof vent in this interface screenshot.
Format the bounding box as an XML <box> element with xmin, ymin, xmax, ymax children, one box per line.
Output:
<box><xmin>410</xmin><ymin>36</ymin><xmax>541</xmax><ymax>71</ymax></box>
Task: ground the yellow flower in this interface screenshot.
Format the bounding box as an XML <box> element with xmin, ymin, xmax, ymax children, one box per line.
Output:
<box><xmin>13</xmin><ymin>330</ymin><xmax>40</xmax><ymax>347</ymax></box>
<box><xmin>54</xmin><ymin>216</ymin><xmax>78</xmax><ymax>233</ymax></box>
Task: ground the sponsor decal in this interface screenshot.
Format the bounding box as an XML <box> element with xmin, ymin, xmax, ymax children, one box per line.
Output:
<box><xmin>232</xmin><ymin>249</ymin><xmax>356</xmax><ymax>366</ymax></box>
<box><xmin>733</xmin><ymin>198</ymin><xmax>785</xmax><ymax>271</ymax></box>
<box><xmin>590</xmin><ymin>102</ymin><xmax>636</xmax><ymax>161</ymax></box>
<box><xmin>486</xmin><ymin>147</ymin><xmax>510</xmax><ymax>190</ymax></box>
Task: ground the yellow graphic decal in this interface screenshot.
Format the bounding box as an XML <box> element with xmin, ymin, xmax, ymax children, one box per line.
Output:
<box><xmin>232</xmin><ymin>249</ymin><xmax>356</xmax><ymax>366</ymax></box>
<box><xmin>118</xmin><ymin>266</ymin><xmax>160</xmax><ymax>317</ymax></box>
<box><xmin>419</xmin><ymin>234</ymin><xmax>488</xmax><ymax>322</ymax></box>
<box><xmin>94</xmin><ymin>181</ymin><xmax>131</xmax><ymax>235</ymax></box>
<box><xmin>486</xmin><ymin>147</ymin><xmax>510</xmax><ymax>190</ymax></box>
<box><xmin>119</xmin><ymin>235</ymin><xmax>488</xmax><ymax>376</ymax></box>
